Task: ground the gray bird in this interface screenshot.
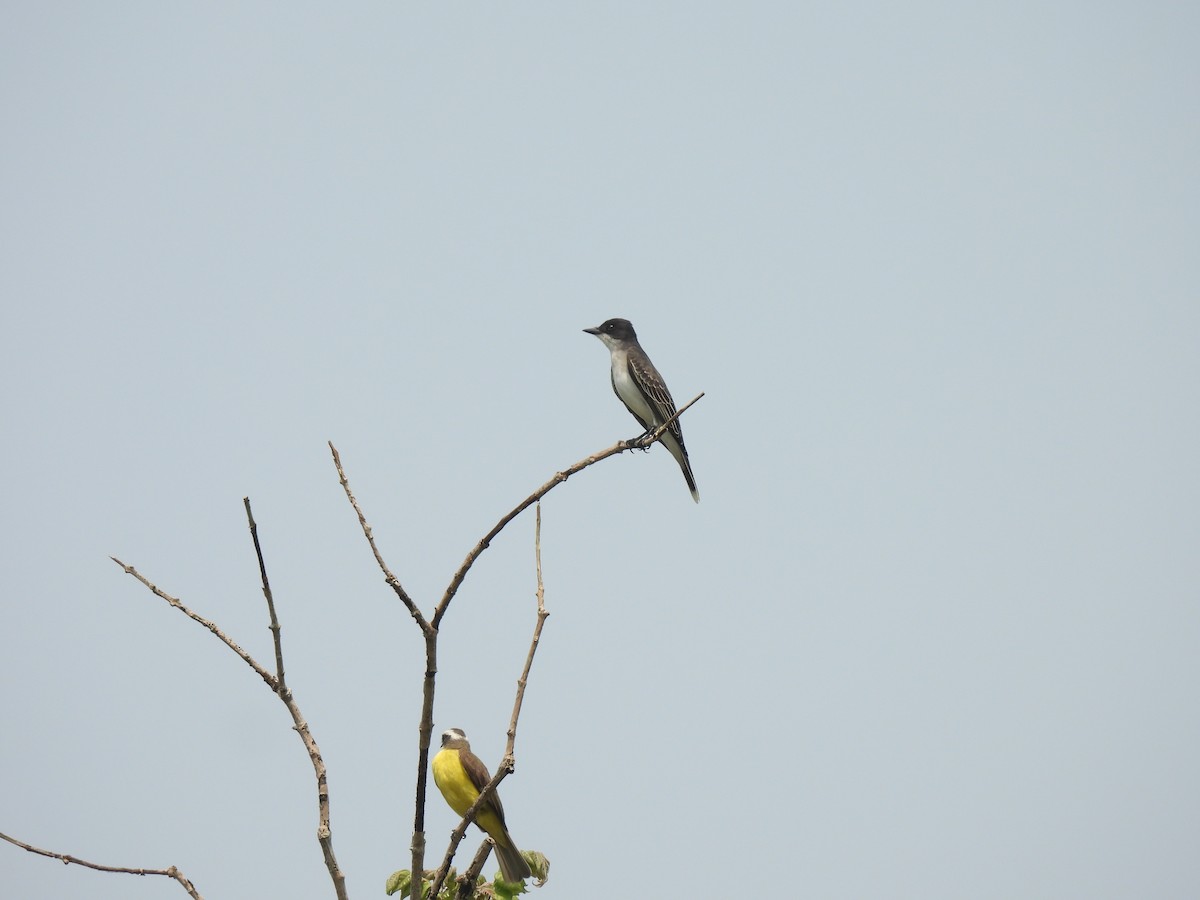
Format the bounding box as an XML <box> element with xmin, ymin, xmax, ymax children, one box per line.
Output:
<box><xmin>584</xmin><ymin>318</ymin><xmax>699</xmax><ymax>502</ymax></box>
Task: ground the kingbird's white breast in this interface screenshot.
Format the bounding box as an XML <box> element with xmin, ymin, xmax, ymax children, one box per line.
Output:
<box><xmin>610</xmin><ymin>348</ymin><xmax>660</xmax><ymax>427</ymax></box>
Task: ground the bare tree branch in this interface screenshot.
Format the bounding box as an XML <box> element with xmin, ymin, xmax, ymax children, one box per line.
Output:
<box><xmin>0</xmin><ymin>831</ymin><xmax>202</xmax><ymax>899</ymax></box>
<box><xmin>329</xmin><ymin>441</ymin><xmax>428</xmax><ymax>632</ymax></box>
<box><xmin>410</xmin><ymin>632</ymin><xmax>436</xmax><ymax>895</ymax></box>
<box><xmin>507</xmin><ymin>502</ymin><xmax>549</xmax><ymax>757</ymax></box>
<box><xmin>629</xmin><ymin>390</ymin><xmax>704</xmax><ymax>448</ymax></box>
<box><xmin>428</xmin><ymin>503</ymin><xmax>552</xmax><ymax>898</ymax></box>
<box><xmin>427</xmin><ymin>764</ymin><xmax>512</xmax><ymax>898</ymax></box>
<box><xmin>432</xmin><ymin>392</ymin><xmax>703</xmax><ymax>630</ymax></box>
<box><xmin>109</xmin><ymin>557</ymin><xmax>277</xmax><ymax>690</ymax></box>
<box><xmin>328</xmin><ymin>442</ymin><xmax>436</xmax><ymax>897</ymax></box>
<box><xmin>111</xmin><ymin>499</ymin><xmax>349</xmax><ymax>900</ymax></box>
<box><xmin>240</xmin><ymin>499</ymin><xmax>348</xmax><ymax>900</ymax></box>
<box><xmin>335</xmin><ymin>394</ymin><xmax>701</xmax><ymax>898</ymax></box>
<box><xmin>245</xmin><ymin>497</ymin><xmax>287</xmax><ymax>690</ymax></box>
<box><xmin>454</xmin><ymin>839</ymin><xmax>493</xmax><ymax>900</ymax></box>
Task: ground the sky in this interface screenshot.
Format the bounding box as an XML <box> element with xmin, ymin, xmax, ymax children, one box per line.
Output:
<box><xmin>2</xmin><ymin>3</ymin><xmax>1198</xmax><ymax>899</ymax></box>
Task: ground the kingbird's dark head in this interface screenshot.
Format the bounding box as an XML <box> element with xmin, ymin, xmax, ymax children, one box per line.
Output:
<box><xmin>584</xmin><ymin>318</ymin><xmax>637</xmax><ymax>347</ymax></box>
<box><xmin>440</xmin><ymin>728</ymin><xmax>470</xmax><ymax>750</ymax></box>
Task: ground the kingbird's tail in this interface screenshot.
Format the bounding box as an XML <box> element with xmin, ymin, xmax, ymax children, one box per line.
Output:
<box><xmin>681</xmin><ymin>458</ymin><xmax>700</xmax><ymax>503</ymax></box>
<box><xmin>663</xmin><ymin>433</ymin><xmax>700</xmax><ymax>503</ymax></box>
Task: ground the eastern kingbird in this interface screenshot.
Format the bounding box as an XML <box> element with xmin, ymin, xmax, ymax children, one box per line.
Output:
<box><xmin>431</xmin><ymin>728</ymin><xmax>532</xmax><ymax>884</ymax></box>
<box><xmin>584</xmin><ymin>318</ymin><xmax>699</xmax><ymax>503</ymax></box>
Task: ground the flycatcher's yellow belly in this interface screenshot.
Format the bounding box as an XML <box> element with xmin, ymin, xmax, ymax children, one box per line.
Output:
<box><xmin>432</xmin><ymin>748</ymin><xmax>480</xmax><ymax>817</ymax></box>
<box><xmin>431</xmin><ymin>748</ymin><xmax>512</xmax><ymax>848</ymax></box>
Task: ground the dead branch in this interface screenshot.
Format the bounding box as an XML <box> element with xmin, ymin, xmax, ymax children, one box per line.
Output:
<box><xmin>334</xmin><ymin>393</ymin><xmax>702</xmax><ymax>898</ymax></box>
<box><xmin>0</xmin><ymin>831</ymin><xmax>202</xmax><ymax>899</ymax></box>
<box><xmin>110</xmin><ymin>498</ymin><xmax>348</xmax><ymax>900</ymax></box>
<box><xmin>428</xmin><ymin>503</ymin><xmax>551</xmax><ymax>897</ymax></box>
<box><xmin>433</xmin><ymin>392</ymin><xmax>703</xmax><ymax>630</ymax></box>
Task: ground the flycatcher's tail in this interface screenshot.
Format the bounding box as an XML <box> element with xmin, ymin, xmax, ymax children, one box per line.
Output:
<box><xmin>494</xmin><ymin>838</ymin><xmax>531</xmax><ymax>883</ymax></box>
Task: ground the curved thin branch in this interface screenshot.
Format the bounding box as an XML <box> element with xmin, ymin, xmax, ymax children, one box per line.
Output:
<box><xmin>329</xmin><ymin>441</ymin><xmax>428</xmax><ymax>633</ymax></box>
<box><xmin>111</xmin><ymin>502</ymin><xmax>349</xmax><ymax>900</ymax></box>
<box><xmin>507</xmin><ymin>502</ymin><xmax>549</xmax><ymax>756</ymax></box>
<box><xmin>108</xmin><ymin>557</ymin><xmax>277</xmax><ymax>690</ymax></box>
<box><xmin>427</xmin><ymin>764</ymin><xmax>512</xmax><ymax>898</ymax></box>
<box><xmin>0</xmin><ymin>832</ymin><xmax>202</xmax><ymax>899</ymax></box>
<box><xmin>328</xmin><ymin>441</ymin><xmax>437</xmax><ymax>892</ymax></box>
<box><xmin>240</xmin><ymin>499</ymin><xmax>347</xmax><ymax>900</ymax></box>
<box><xmin>429</xmin><ymin>503</ymin><xmax>553</xmax><ymax>897</ymax></box>
<box><xmin>432</xmin><ymin>392</ymin><xmax>704</xmax><ymax>629</ymax></box>
<box><xmin>245</xmin><ymin>497</ymin><xmax>287</xmax><ymax>691</ymax></box>
<box><xmin>332</xmin><ymin>394</ymin><xmax>700</xmax><ymax>899</ymax></box>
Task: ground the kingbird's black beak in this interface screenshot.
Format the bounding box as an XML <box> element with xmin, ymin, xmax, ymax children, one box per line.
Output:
<box><xmin>583</xmin><ymin>326</ymin><xmax>600</xmax><ymax>335</ymax></box>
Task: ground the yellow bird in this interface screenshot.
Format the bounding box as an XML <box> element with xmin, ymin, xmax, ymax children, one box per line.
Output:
<box><xmin>431</xmin><ymin>728</ymin><xmax>532</xmax><ymax>884</ymax></box>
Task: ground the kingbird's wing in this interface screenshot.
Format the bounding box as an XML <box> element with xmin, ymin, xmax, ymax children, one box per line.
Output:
<box><xmin>628</xmin><ymin>352</ymin><xmax>685</xmax><ymax>443</ymax></box>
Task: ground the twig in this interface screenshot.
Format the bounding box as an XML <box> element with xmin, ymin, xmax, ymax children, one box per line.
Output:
<box><xmin>427</xmin><ymin>766</ymin><xmax>511</xmax><ymax>898</ymax></box>
<box><xmin>328</xmin><ymin>442</ymin><xmax>428</xmax><ymax>632</ymax></box>
<box><xmin>454</xmin><ymin>840</ymin><xmax>493</xmax><ymax>900</ymax></box>
<box><xmin>507</xmin><ymin>502</ymin><xmax>549</xmax><ymax>756</ymax></box>
<box><xmin>429</xmin><ymin>504</ymin><xmax>553</xmax><ymax>897</ymax></box>
<box><xmin>432</xmin><ymin>392</ymin><xmax>704</xmax><ymax>629</ymax></box>
<box><xmin>332</xmin><ymin>395</ymin><xmax>701</xmax><ymax>898</ymax></box>
<box><xmin>239</xmin><ymin>499</ymin><xmax>347</xmax><ymax>900</ymax></box>
<box><xmin>328</xmin><ymin>442</ymin><xmax>435</xmax><ymax>898</ymax></box>
<box><xmin>111</xmin><ymin>501</ymin><xmax>349</xmax><ymax>900</ymax></box>
<box><xmin>108</xmin><ymin>557</ymin><xmax>277</xmax><ymax>690</ymax></box>
<box><xmin>631</xmin><ymin>391</ymin><xmax>704</xmax><ymax>448</ymax></box>
<box><xmin>0</xmin><ymin>832</ymin><xmax>202</xmax><ymax>899</ymax></box>
<box><xmin>245</xmin><ymin>498</ymin><xmax>286</xmax><ymax>691</ymax></box>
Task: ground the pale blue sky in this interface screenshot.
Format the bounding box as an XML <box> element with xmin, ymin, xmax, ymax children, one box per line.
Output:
<box><xmin>3</xmin><ymin>4</ymin><xmax>1198</xmax><ymax>898</ymax></box>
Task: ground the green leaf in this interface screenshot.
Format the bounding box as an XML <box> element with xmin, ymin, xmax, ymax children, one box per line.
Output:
<box><xmin>523</xmin><ymin>850</ymin><xmax>550</xmax><ymax>883</ymax></box>
<box><xmin>385</xmin><ymin>870</ymin><xmax>439</xmax><ymax>899</ymax></box>
<box><xmin>492</xmin><ymin>874</ymin><xmax>528</xmax><ymax>899</ymax></box>
<box><xmin>385</xmin><ymin>870</ymin><xmax>410</xmax><ymax>897</ymax></box>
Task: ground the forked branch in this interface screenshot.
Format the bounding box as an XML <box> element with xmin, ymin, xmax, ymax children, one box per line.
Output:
<box><xmin>0</xmin><ymin>831</ymin><xmax>202</xmax><ymax>899</ymax></box>
<box><xmin>110</xmin><ymin>497</ymin><xmax>348</xmax><ymax>900</ymax></box>
<box><xmin>427</xmin><ymin>503</ymin><xmax>551</xmax><ymax>897</ymax></box>
<box><xmin>433</xmin><ymin>392</ymin><xmax>704</xmax><ymax>629</ymax></box>
<box><xmin>335</xmin><ymin>393</ymin><xmax>701</xmax><ymax>898</ymax></box>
